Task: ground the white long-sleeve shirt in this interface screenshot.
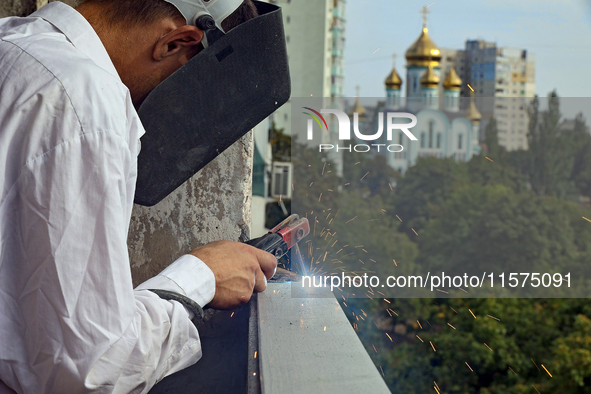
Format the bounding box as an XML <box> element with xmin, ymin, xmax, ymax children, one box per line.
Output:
<box><xmin>0</xmin><ymin>2</ymin><xmax>217</xmax><ymax>393</ymax></box>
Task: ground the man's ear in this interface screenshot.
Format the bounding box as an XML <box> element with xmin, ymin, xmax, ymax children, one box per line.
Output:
<box><xmin>153</xmin><ymin>25</ymin><xmax>204</xmax><ymax>61</ymax></box>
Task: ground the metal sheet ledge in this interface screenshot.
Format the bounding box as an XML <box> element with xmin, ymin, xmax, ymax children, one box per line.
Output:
<box><xmin>256</xmin><ymin>282</ymin><xmax>391</xmax><ymax>394</ymax></box>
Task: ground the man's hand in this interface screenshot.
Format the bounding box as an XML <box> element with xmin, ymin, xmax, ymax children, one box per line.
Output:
<box><xmin>189</xmin><ymin>240</ymin><xmax>277</xmax><ymax>310</ymax></box>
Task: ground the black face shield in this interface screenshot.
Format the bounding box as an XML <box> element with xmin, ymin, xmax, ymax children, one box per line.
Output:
<box><xmin>134</xmin><ymin>1</ymin><xmax>290</xmax><ymax>206</ymax></box>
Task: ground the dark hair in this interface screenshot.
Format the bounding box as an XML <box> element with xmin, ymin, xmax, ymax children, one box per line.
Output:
<box><xmin>79</xmin><ymin>0</ymin><xmax>258</xmax><ymax>31</ymax></box>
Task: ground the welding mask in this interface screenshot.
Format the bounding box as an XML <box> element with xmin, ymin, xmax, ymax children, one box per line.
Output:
<box><xmin>134</xmin><ymin>0</ymin><xmax>290</xmax><ymax>206</ymax></box>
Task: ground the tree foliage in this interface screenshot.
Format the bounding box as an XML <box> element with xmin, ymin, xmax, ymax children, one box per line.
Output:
<box><xmin>526</xmin><ymin>92</ymin><xmax>577</xmax><ymax>198</ymax></box>
<box><xmin>269</xmin><ymin>122</ymin><xmax>291</xmax><ymax>163</ymax></box>
<box><xmin>286</xmin><ymin>92</ymin><xmax>591</xmax><ymax>392</ymax></box>
<box><xmin>394</xmin><ymin>156</ymin><xmax>468</xmax><ymax>238</ymax></box>
<box><xmin>562</xmin><ymin>113</ymin><xmax>591</xmax><ymax>197</ymax></box>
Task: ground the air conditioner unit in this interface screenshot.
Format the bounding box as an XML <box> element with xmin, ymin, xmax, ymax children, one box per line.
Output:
<box><xmin>271</xmin><ymin>162</ymin><xmax>292</xmax><ymax>199</ymax></box>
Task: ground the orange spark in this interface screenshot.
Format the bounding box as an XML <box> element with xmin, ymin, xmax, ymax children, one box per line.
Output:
<box><xmin>508</xmin><ymin>367</ymin><xmax>518</xmax><ymax>375</ymax></box>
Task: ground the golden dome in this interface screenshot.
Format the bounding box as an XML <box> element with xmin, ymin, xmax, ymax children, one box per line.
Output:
<box><xmin>349</xmin><ymin>98</ymin><xmax>367</xmax><ymax>119</ymax></box>
<box><xmin>443</xmin><ymin>67</ymin><xmax>462</xmax><ymax>91</ymax></box>
<box><xmin>405</xmin><ymin>28</ymin><xmax>441</xmax><ymax>67</ymax></box>
<box><xmin>385</xmin><ymin>67</ymin><xmax>402</xmax><ymax>89</ymax></box>
<box><xmin>465</xmin><ymin>92</ymin><xmax>481</xmax><ymax>123</ymax></box>
<box><xmin>420</xmin><ymin>64</ymin><xmax>439</xmax><ymax>88</ymax></box>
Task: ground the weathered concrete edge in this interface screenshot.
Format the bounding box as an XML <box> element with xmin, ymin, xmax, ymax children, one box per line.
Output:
<box><xmin>128</xmin><ymin>132</ymin><xmax>254</xmax><ymax>286</ymax></box>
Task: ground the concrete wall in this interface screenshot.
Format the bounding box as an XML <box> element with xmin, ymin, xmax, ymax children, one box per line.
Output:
<box><xmin>128</xmin><ymin>134</ymin><xmax>254</xmax><ymax>286</ymax></box>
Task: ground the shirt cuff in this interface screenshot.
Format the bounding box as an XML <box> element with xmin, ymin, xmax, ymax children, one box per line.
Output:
<box><xmin>135</xmin><ymin>254</ymin><xmax>216</xmax><ymax>308</ymax></box>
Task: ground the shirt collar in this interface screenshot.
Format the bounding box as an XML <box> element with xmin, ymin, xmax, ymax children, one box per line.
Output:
<box><xmin>31</xmin><ymin>2</ymin><xmax>121</xmax><ymax>81</ymax></box>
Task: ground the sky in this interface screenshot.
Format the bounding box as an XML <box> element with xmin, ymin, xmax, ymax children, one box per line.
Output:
<box><xmin>343</xmin><ymin>0</ymin><xmax>591</xmax><ymax>103</ymax></box>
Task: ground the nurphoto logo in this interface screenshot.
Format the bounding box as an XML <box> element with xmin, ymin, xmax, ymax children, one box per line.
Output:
<box><xmin>302</xmin><ymin>107</ymin><xmax>418</xmax><ymax>153</ymax></box>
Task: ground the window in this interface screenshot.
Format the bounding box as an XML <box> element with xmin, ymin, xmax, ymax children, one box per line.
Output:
<box><xmin>436</xmin><ymin>133</ymin><xmax>441</xmax><ymax>148</ymax></box>
<box><xmin>428</xmin><ymin>121</ymin><xmax>434</xmax><ymax>148</ymax></box>
<box><xmin>271</xmin><ymin>163</ymin><xmax>292</xmax><ymax>198</ymax></box>
<box><xmin>458</xmin><ymin>134</ymin><xmax>463</xmax><ymax>149</ymax></box>
<box><xmin>399</xmin><ymin>132</ymin><xmax>403</xmax><ymax>146</ymax></box>
<box><xmin>421</xmin><ymin>132</ymin><xmax>426</xmax><ymax>148</ymax></box>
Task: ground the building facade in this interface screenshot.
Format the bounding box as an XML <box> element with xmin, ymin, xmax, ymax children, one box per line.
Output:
<box><xmin>456</xmin><ymin>40</ymin><xmax>536</xmax><ymax>151</ymax></box>
<box><xmin>356</xmin><ymin>19</ymin><xmax>482</xmax><ymax>174</ymax></box>
<box><xmin>272</xmin><ymin>0</ymin><xmax>347</xmax><ymax>136</ymax></box>
<box><xmin>252</xmin><ymin>0</ymin><xmax>348</xmax><ymax>236</ymax></box>
<box><xmin>380</xmin><ymin>13</ymin><xmax>535</xmax><ymax>155</ymax></box>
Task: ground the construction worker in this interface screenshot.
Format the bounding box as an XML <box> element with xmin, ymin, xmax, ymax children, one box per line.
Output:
<box><xmin>0</xmin><ymin>0</ymin><xmax>288</xmax><ymax>392</ymax></box>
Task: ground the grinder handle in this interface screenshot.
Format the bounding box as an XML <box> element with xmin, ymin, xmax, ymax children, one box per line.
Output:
<box><xmin>246</xmin><ymin>233</ymin><xmax>288</xmax><ymax>259</ymax></box>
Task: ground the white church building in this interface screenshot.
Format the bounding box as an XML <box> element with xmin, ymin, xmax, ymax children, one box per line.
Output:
<box><xmin>350</xmin><ymin>15</ymin><xmax>482</xmax><ymax>173</ymax></box>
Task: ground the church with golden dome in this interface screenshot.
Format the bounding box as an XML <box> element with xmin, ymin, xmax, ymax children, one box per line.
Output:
<box><xmin>350</xmin><ymin>10</ymin><xmax>482</xmax><ymax>173</ymax></box>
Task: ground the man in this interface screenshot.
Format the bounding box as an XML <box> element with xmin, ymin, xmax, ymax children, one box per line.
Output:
<box><xmin>0</xmin><ymin>0</ymin><xmax>277</xmax><ymax>392</ymax></box>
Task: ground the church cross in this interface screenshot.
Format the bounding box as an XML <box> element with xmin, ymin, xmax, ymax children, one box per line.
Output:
<box><xmin>420</xmin><ymin>5</ymin><xmax>430</xmax><ymax>29</ymax></box>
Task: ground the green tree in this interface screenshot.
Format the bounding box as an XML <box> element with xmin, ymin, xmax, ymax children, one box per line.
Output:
<box><xmin>394</xmin><ymin>156</ymin><xmax>468</xmax><ymax>238</ymax></box>
<box><xmin>483</xmin><ymin>117</ymin><xmax>505</xmax><ymax>161</ymax></box>
<box><xmin>343</xmin><ymin>151</ymin><xmax>399</xmax><ymax>199</ymax></box>
<box><xmin>269</xmin><ymin>121</ymin><xmax>291</xmax><ymax>162</ymax></box>
<box><xmin>346</xmin><ymin>297</ymin><xmax>591</xmax><ymax>394</ymax></box>
<box><xmin>417</xmin><ymin>184</ymin><xmax>587</xmax><ymax>282</ymax></box>
<box><xmin>505</xmin><ymin>148</ymin><xmax>530</xmax><ymax>181</ymax></box>
<box><xmin>291</xmin><ymin>139</ymin><xmax>340</xmax><ymax>217</ymax></box>
<box><xmin>562</xmin><ymin>113</ymin><xmax>591</xmax><ymax>197</ymax></box>
<box><xmin>322</xmin><ymin>190</ymin><xmax>419</xmax><ymax>280</ymax></box>
<box><xmin>527</xmin><ymin>91</ymin><xmax>576</xmax><ymax>198</ymax></box>
<box><xmin>467</xmin><ymin>154</ymin><xmax>527</xmax><ymax>194</ymax></box>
